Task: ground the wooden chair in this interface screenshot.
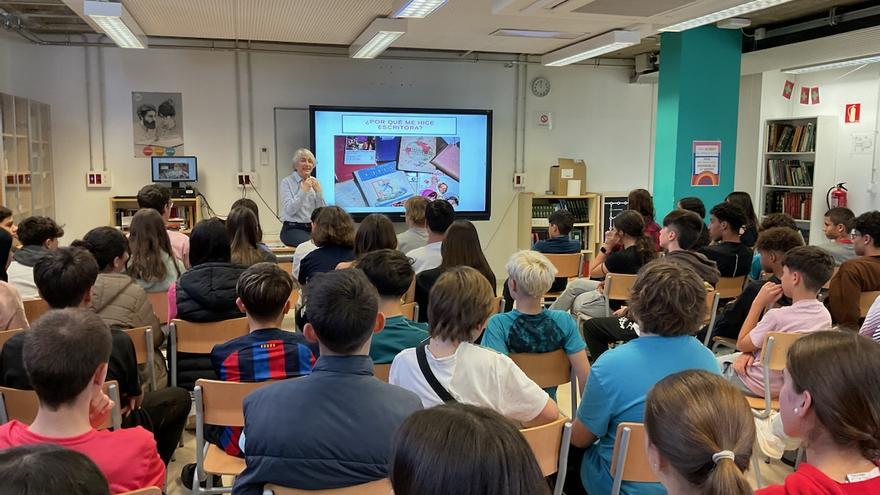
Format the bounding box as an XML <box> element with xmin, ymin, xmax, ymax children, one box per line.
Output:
<box><xmin>123</xmin><ymin>326</ymin><xmax>156</xmax><ymax>392</ymax></box>
<box><xmin>400</xmin><ymin>302</ymin><xmax>419</xmax><ymax>321</ymax></box>
<box><xmin>119</xmin><ymin>488</ymin><xmax>162</xmax><ymax>495</ymax></box>
<box><xmin>373</xmin><ymin>363</ymin><xmax>391</xmax><ymax>383</ymax></box>
<box><xmin>278</xmin><ymin>261</ymin><xmax>293</xmax><ymax>275</ymax></box>
<box><xmin>603</xmin><ymin>273</ymin><xmax>637</xmax><ymax>317</ymax></box>
<box><xmin>509</xmin><ymin>350</ymin><xmax>578</xmax><ymax>418</ymax></box>
<box><xmin>492</xmin><ymin>295</ymin><xmax>505</xmax><ymax>315</ymax></box>
<box><xmin>860</xmin><ymin>291</ymin><xmax>880</xmax><ymax>318</ymax></box>
<box><xmin>0</xmin><ymin>328</ymin><xmax>23</xmax><ymax>351</ymax></box>
<box><xmin>0</xmin><ymin>381</ymin><xmax>122</xmax><ymax>430</ymax></box>
<box><xmin>520</xmin><ymin>416</ymin><xmax>572</xmax><ymax>495</ymax></box>
<box><xmin>263</xmin><ymin>479</ymin><xmax>392</xmax><ymax>495</ymax></box>
<box><xmin>702</xmin><ymin>291</ymin><xmax>721</xmax><ymax>347</ymax></box>
<box><xmin>169</xmin><ymin>318</ymin><xmax>249</xmax><ymax>388</ymax></box>
<box><xmin>746</xmin><ymin>332</ymin><xmax>804</xmax><ymax>419</ymax></box>
<box><xmin>609</xmin><ymin>422</ymin><xmax>657</xmax><ymax>495</ymax></box>
<box><xmin>542</xmin><ymin>253</ymin><xmax>583</xmax><ymax>302</ymax></box>
<box><xmin>716</xmin><ymin>275</ymin><xmax>747</xmax><ymax>299</ymax></box>
<box><xmin>22</xmin><ymin>298</ymin><xmax>49</xmax><ymax>324</ymax></box>
<box><xmin>288</xmin><ymin>288</ymin><xmax>300</xmax><ymax>310</ymax></box>
<box><xmin>147</xmin><ymin>291</ymin><xmax>170</xmax><ymax>325</ymax></box>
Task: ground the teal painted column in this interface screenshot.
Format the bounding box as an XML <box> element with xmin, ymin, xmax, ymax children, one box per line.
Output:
<box><xmin>653</xmin><ymin>26</ymin><xmax>742</xmax><ymax>220</ymax></box>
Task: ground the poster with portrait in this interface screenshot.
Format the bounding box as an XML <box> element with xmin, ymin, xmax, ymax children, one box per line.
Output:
<box><xmin>132</xmin><ymin>92</ymin><xmax>184</xmax><ymax>158</ymax></box>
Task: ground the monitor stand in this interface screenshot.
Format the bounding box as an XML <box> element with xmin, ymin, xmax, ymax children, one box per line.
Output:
<box><xmin>169</xmin><ymin>182</ymin><xmax>197</xmax><ymax>198</ymax></box>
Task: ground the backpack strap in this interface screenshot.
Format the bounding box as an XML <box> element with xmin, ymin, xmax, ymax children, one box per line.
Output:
<box><xmin>416</xmin><ymin>340</ymin><xmax>456</xmax><ymax>403</ymax></box>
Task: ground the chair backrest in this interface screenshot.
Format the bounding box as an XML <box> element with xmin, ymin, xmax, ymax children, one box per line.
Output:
<box><xmin>716</xmin><ymin>276</ymin><xmax>747</xmax><ymax>299</ymax></box>
<box><xmin>122</xmin><ymin>326</ymin><xmax>151</xmax><ymax>366</ymax></box>
<box><xmin>194</xmin><ymin>378</ymin><xmax>276</xmax><ymax>427</ymax></box>
<box><xmin>278</xmin><ymin>261</ymin><xmax>293</xmax><ymax>275</ymax></box>
<box><xmin>119</xmin><ymin>488</ymin><xmax>162</xmax><ymax>495</ymax></box>
<box><xmin>704</xmin><ymin>290</ymin><xmax>720</xmax><ymax>325</ymax></box>
<box><xmin>492</xmin><ymin>295</ymin><xmax>505</xmax><ymax>315</ymax></box>
<box><xmin>0</xmin><ymin>328</ymin><xmax>24</xmax><ymax>351</ymax></box>
<box><xmin>0</xmin><ymin>381</ymin><xmax>121</xmax><ymax>430</ymax></box>
<box><xmin>288</xmin><ymin>287</ymin><xmax>300</xmax><ymax>310</ymax></box>
<box><xmin>509</xmin><ymin>350</ymin><xmax>571</xmax><ymax>389</ymax></box>
<box><xmin>860</xmin><ymin>291</ymin><xmax>880</xmax><ymax>318</ymax></box>
<box><xmin>605</xmin><ymin>273</ymin><xmax>637</xmax><ymax>302</ymax></box>
<box><xmin>172</xmin><ymin>318</ymin><xmax>249</xmax><ymax>354</ymax></box>
<box><xmin>520</xmin><ymin>416</ymin><xmax>571</xmax><ymax>477</ymax></box>
<box><xmin>264</xmin><ymin>479</ymin><xmax>392</xmax><ymax>495</ymax></box>
<box><xmin>762</xmin><ymin>332</ymin><xmax>805</xmax><ymax>372</ymax></box>
<box><xmin>22</xmin><ymin>298</ymin><xmax>49</xmax><ymax>324</ymax></box>
<box><xmin>400</xmin><ymin>302</ymin><xmax>418</xmax><ymax>321</ymax></box>
<box><xmin>609</xmin><ymin>422</ymin><xmax>656</xmax><ymax>488</ymax></box>
<box><xmin>373</xmin><ymin>363</ymin><xmax>391</xmax><ymax>383</ymax></box>
<box><xmin>543</xmin><ymin>253</ymin><xmax>583</xmax><ymax>279</ymax></box>
<box><xmin>147</xmin><ymin>292</ymin><xmax>169</xmax><ymax>324</ymax></box>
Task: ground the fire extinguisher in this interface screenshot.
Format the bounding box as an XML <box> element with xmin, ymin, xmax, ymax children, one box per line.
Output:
<box><xmin>827</xmin><ymin>183</ymin><xmax>848</xmax><ymax>209</ymax></box>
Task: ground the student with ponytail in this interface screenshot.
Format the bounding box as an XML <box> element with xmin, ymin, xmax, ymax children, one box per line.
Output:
<box><xmin>645</xmin><ymin>369</ymin><xmax>755</xmax><ymax>495</ymax></box>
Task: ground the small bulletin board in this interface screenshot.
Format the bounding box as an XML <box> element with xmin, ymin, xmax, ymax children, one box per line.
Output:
<box><xmin>601</xmin><ymin>194</ymin><xmax>629</xmax><ymax>233</ymax></box>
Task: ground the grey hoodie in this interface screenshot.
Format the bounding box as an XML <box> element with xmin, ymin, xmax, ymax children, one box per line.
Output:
<box><xmin>664</xmin><ymin>249</ymin><xmax>721</xmax><ymax>286</ymax></box>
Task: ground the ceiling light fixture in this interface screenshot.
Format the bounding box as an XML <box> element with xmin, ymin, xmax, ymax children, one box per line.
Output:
<box><xmin>350</xmin><ymin>18</ymin><xmax>408</xmax><ymax>59</ymax></box>
<box><xmin>783</xmin><ymin>54</ymin><xmax>880</xmax><ymax>74</ymax></box>
<box><xmin>490</xmin><ymin>28</ymin><xmax>582</xmax><ymax>39</ymax></box>
<box><xmin>541</xmin><ymin>30</ymin><xmax>640</xmax><ymax>67</ymax></box>
<box><xmin>659</xmin><ymin>0</ymin><xmax>795</xmax><ymax>33</ymax></box>
<box><xmin>83</xmin><ymin>0</ymin><xmax>147</xmax><ymax>49</ymax></box>
<box><xmin>392</xmin><ymin>0</ymin><xmax>448</xmax><ymax>18</ymax></box>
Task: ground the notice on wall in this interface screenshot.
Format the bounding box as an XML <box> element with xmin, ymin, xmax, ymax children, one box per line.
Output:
<box><xmin>132</xmin><ymin>92</ymin><xmax>184</xmax><ymax>158</ymax></box>
<box><xmin>852</xmin><ymin>133</ymin><xmax>873</xmax><ymax>155</ymax></box>
<box><xmin>691</xmin><ymin>140</ymin><xmax>721</xmax><ymax>187</ymax></box>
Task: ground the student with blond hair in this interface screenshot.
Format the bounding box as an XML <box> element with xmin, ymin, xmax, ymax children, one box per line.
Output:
<box><xmin>397</xmin><ymin>195</ymin><xmax>429</xmax><ymax>254</ymax></box>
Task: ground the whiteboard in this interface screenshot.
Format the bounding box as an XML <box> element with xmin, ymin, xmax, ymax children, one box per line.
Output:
<box><xmin>273</xmin><ymin>107</ymin><xmax>310</xmax><ymax>212</ymax></box>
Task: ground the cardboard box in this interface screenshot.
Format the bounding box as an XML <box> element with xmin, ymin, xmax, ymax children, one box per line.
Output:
<box><xmin>549</xmin><ymin>158</ymin><xmax>587</xmax><ymax>195</ymax></box>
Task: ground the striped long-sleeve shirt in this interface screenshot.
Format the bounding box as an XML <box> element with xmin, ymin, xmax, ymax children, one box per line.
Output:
<box><xmin>860</xmin><ymin>293</ymin><xmax>880</xmax><ymax>343</ymax></box>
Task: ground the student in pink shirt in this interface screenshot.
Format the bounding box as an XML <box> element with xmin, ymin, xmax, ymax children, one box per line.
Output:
<box><xmin>719</xmin><ymin>245</ymin><xmax>835</xmax><ymax>398</ymax></box>
<box><xmin>137</xmin><ymin>184</ymin><xmax>190</xmax><ymax>268</ymax></box>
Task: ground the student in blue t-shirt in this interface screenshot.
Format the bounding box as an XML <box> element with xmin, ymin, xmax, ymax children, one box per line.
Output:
<box><xmin>483</xmin><ymin>250</ymin><xmax>589</xmax><ymax>401</ymax></box>
<box><xmin>361</xmin><ymin>249</ymin><xmax>429</xmax><ymax>364</ymax></box>
<box><xmin>568</xmin><ymin>260</ymin><xmax>720</xmax><ymax>495</ymax></box>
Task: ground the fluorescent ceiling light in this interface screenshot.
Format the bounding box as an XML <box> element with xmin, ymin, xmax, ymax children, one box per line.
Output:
<box><xmin>541</xmin><ymin>30</ymin><xmax>640</xmax><ymax>67</ymax></box>
<box><xmin>783</xmin><ymin>54</ymin><xmax>880</xmax><ymax>74</ymax></box>
<box><xmin>83</xmin><ymin>0</ymin><xmax>147</xmax><ymax>49</ymax></box>
<box><xmin>659</xmin><ymin>0</ymin><xmax>795</xmax><ymax>33</ymax></box>
<box><xmin>350</xmin><ymin>18</ymin><xmax>408</xmax><ymax>59</ymax></box>
<box><xmin>490</xmin><ymin>28</ymin><xmax>582</xmax><ymax>39</ymax></box>
<box><xmin>392</xmin><ymin>0</ymin><xmax>447</xmax><ymax>18</ymax></box>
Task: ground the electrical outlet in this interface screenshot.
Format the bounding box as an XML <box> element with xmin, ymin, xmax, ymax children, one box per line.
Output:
<box><xmin>237</xmin><ymin>172</ymin><xmax>257</xmax><ymax>188</ymax></box>
<box><xmin>260</xmin><ymin>146</ymin><xmax>269</xmax><ymax>166</ymax></box>
<box><xmin>86</xmin><ymin>171</ymin><xmax>111</xmax><ymax>188</ymax></box>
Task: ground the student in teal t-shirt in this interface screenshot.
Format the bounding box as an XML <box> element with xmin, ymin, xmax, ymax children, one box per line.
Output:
<box><xmin>483</xmin><ymin>250</ymin><xmax>589</xmax><ymax>401</ymax></box>
<box><xmin>359</xmin><ymin>249</ymin><xmax>429</xmax><ymax>364</ymax></box>
<box><xmin>570</xmin><ymin>260</ymin><xmax>721</xmax><ymax>495</ymax></box>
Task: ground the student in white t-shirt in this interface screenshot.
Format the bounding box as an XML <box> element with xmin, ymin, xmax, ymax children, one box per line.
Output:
<box><xmin>290</xmin><ymin>207</ymin><xmax>323</xmax><ymax>279</ymax></box>
<box><xmin>390</xmin><ymin>266</ymin><xmax>558</xmax><ymax>426</ymax></box>
<box><xmin>406</xmin><ymin>199</ymin><xmax>454</xmax><ymax>274</ymax></box>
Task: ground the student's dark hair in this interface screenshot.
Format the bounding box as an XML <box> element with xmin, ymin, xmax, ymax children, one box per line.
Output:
<box><xmin>425</xmin><ymin>199</ymin><xmax>455</xmax><ymax>234</ymax></box>
<box><xmin>236</xmin><ymin>262</ymin><xmax>294</xmax><ymax>321</ymax></box>
<box><xmin>310</xmin><ymin>206</ymin><xmax>325</xmax><ymax>223</ymax></box>
<box><xmin>628</xmin><ymin>260</ymin><xmax>706</xmax><ymax>336</ymax></box>
<box><xmin>0</xmin><ymin>444</ymin><xmax>110</xmax><ymax>495</ymax></box>
<box><xmin>548</xmin><ymin>209</ymin><xmax>575</xmax><ymax>235</ymax></box>
<box><xmin>136</xmin><ymin>184</ymin><xmax>171</xmax><ymax>215</ymax></box>
<box><xmin>357</xmin><ymin>249</ymin><xmax>414</xmax><ymax>298</ymax></box>
<box><xmin>127</xmin><ymin>208</ymin><xmax>179</xmax><ymax>283</ymax></box>
<box><xmin>615</xmin><ymin>209</ymin><xmax>658</xmax><ymax>265</ymax></box>
<box><xmin>227</xmin><ymin>207</ymin><xmax>264</xmax><ymax>267</ymax></box>
<box><xmin>851</xmin><ymin>211</ymin><xmax>880</xmax><ymax>245</ymax></box>
<box><xmin>725</xmin><ymin>191</ymin><xmax>758</xmax><ymax>228</ymax></box>
<box><xmin>755</xmin><ymin>227</ymin><xmax>804</xmax><ymax>255</ymax></box>
<box><xmin>710</xmin><ymin>202</ymin><xmax>747</xmax><ymax>232</ymax></box>
<box><xmin>781</xmin><ymin>246</ymin><xmax>834</xmax><ymax>292</ymax></box>
<box><xmin>23</xmin><ymin>309</ymin><xmax>112</xmax><ymax>410</ymax></box>
<box><xmin>231</xmin><ymin>198</ymin><xmax>264</xmax><ymax>242</ymax></box>
<box><xmin>662</xmin><ymin>210</ymin><xmax>704</xmax><ymax>250</ymax></box>
<box><xmin>628</xmin><ymin>188</ymin><xmax>656</xmax><ymax>221</ymax></box>
<box><xmin>787</xmin><ymin>331</ymin><xmax>880</xmax><ymax>462</ymax></box>
<box><xmin>33</xmin><ymin>247</ymin><xmax>98</xmax><ymax>309</ymax></box>
<box><xmin>16</xmin><ymin>216</ymin><xmax>63</xmax><ymax>247</ymax></box>
<box><xmin>677</xmin><ymin>197</ymin><xmax>706</xmax><ymax>219</ymax></box>
<box><xmin>312</xmin><ymin>206</ymin><xmax>355</xmax><ymax>248</ymax></box>
<box><xmin>760</xmin><ymin>213</ymin><xmax>798</xmax><ymax>231</ymax></box>
<box><xmin>0</xmin><ymin>229</ymin><xmax>11</xmax><ymax>282</ymax></box>
<box><xmin>70</xmin><ymin>226</ymin><xmax>129</xmax><ymax>273</ymax></box>
<box><xmin>189</xmin><ymin>218</ymin><xmax>231</xmax><ymax>266</ymax></box>
<box><xmin>645</xmin><ymin>370</ymin><xmax>755</xmax><ymax>495</ymax></box>
<box><xmin>303</xmin><ymin>269</ymin><xmax>378</xmax><ymax>354</ymax></box>
<box><xmin>391</xmin><ymin>403</ymin><xmax>550</xmax><ymax>495</ymax></box>
<box><xmin>439</xmin><ymin>220</ymin><xmax>495</xmax><ymax>287</ymax></box>
<box><xmin>428</xmin><ymin>266</ymin><xmax>495</xmax><ymax>342</ymax></box>
<box><xmin>0</xmin><ymin>206</ymin><xmax>11</xmax><ymax>223</ymax></box>
<box><xmin>354</xmin><ymin>214</ymin><xmax>397</xmax><ymax>257</ymax></box>
<box><xmin>824</xmin><ymin>207</ymin><xmax>855</xmax><ymax>231</ymax></box>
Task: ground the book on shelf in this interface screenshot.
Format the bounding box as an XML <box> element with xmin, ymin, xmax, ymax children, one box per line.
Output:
<box><xmin>765</xmin><ymin>159</ymin><xmax>814</xmax><ymax>186</ymax></box>
<box><xmin>531</xmin><ymin>199</ymin><xmax>590</xmax><ymax>223</ymax></box>
<box><xmin>764</xmin><ymin>191</ymin><xmax>812</xmax><ymax>220</ymax></box>
<box><xmin>767</xmin><ymin>122</ymin><xmax>816</xmax><ymax>153</ymax></box>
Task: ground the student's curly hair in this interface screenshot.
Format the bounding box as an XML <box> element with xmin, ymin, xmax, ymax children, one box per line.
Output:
<box><xmin>755</xmin><ymin>227</ymin><xmax>804</xmax><ymax>255</ymax></box>
<box><xmin>627</xmin><ymin>260</ymin><xmax>706</xmax><ymax>336</ymax></box>
<box><xmin>312</xmin><ymin>206</ymin><xmax>355</xmax><ymax>248</ymax></box>
<box><xmin>851</xmin><ymin>211</ymin><xmax>880</xmax><ymax>245</ymax></box>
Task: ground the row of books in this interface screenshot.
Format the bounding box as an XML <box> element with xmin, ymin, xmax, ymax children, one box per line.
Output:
<box><xmin>764</xmin><ymin>191</ymin><xmax>812</xmax><ymax>221</ymax></box>
<box><xmin>765</xmin><ymin>159</ymin><xmax>814</xmax><ymax>186</ymax></box>
<box><xmin>531</xmin><ymin>200</ymin><xmax>590</xmax><ymax>223</ymax></box>
<box><xmin>767</xmin><ymin>122</ymin><xmax>816</xmax><ymax>153</ymax></box>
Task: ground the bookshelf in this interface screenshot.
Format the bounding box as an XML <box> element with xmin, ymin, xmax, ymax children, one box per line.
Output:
<box><xmin>517</xmin><ymin>193</ymin><xmax>600</xmax><ymax>266</ymax></box>
<box><xmin>759</xmin><ymin>116</ymin><xmax>837</xmax><ymax>245</ymax></box>
<box><xmin>109</xmin><ymin>196</ymin><xmax>203</xmax><ymax>233</ymax></box>
<box><xmin>0</xmin><ymin>93</ymin><xmax>55</xmax><ymax>221</ymax></box>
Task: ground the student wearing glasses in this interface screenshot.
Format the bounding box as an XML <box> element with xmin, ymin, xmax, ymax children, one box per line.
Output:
<box><xmin>827</xmin><ymin>211</ymin><xmax>880</xmax><ymax>330</ymax></box>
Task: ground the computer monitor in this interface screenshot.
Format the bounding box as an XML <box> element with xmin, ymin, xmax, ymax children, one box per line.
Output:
<box><xmin>151</xmin><ymin>156</ymin><xmax>198</xmax><ymax>187</ymax></box>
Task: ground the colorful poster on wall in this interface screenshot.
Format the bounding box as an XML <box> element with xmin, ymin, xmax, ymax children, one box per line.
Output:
<box><xmin>782</xmin><ymin>80</ymin><xmax>794</xmax><ymax>99</ymax></box>
<box><xmin>692</xmin><ymin>140</ymin><xmax>720</xmax><ymax>187</ymax></box>
<box><xmin>799</xmin><ymin>87</ymin><xmax>810</xmax><ymax>105</ymax></box>
<box><xmin>132</xmin><ymin>92</ymin><xmax>184</xmax><ymax>158</ymax></box>
<box><xmin>811</xmin><ymin>87</ymin><xmax>820</xmax><ymax>105</ymax></box>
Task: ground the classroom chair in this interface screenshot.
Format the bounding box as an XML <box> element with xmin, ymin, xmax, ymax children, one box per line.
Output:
<box><xmin>542</xmin><ymin>253</ymin><xmax>583</xmax><ymax>303</ymax></box>
<box><xmin>701</xmin><ymin>291</ymin><xmax>721</xmax><ymax>347</ymax></box>
<box><xmin>262</xmin><ymin>479</ymin><xmax>392</xmax><ymax>495</ymax></box>
<box><xmin>123</xmin><ymin>326</ymin><xmax>156</xmax><ymax>392</ymax></box>
<box><xmin>715</xmin><ymin>275</ymin><xmax>747</xmax><ymax>300</ymax></box>
<box><xmin>119</xmin><ymin>488</ymin><xmax>162</xmax><ymax>495</ymax></box>
<box><xmin>169</xmin><ymin>318</ymin><xmax>249</xmax><ymax>388</ymax></box>
<box><xmin>609</xmin><ymin>423</ymin><xmax>657</xmax><ymax>495</ymax></box>
<box><xmin>373</xmin><ymin>363</ymin><xmax>391</xmax><ymax>383</ymax></box>
<box><xmin>520</xmin><ymin>416</ymin><xmax>572</xmax><ymax>495</ymax></box>
<box><xmin>22</xmin><ymin>298</ymin><xmax>49</xmax><ymax>324</ymax></box>
<box><xmin>603</xmin><ymin>273</ymin><xmax>637</xmax><ymax>317</ymax></box>
<box><xmin>400</xmin><ymin>302</ymin><xmax>419</xmax><ymax>321</ymax></box>
<box><xmin>860</xmin><ymin>291</ymin><xmax>880</xmax><ymax>318</ymax></box>
<box><xmin>147</xmin><ymin>291</ymin><xmax>170</xmax><ymax>325</ymax></box>
<box><xmin>0</xmin><ymin>381</ymin><xmax>122</xmax><ymax>430</ymax></box>
<box><xmin>492</xmin><ymin>295</ymin><xmax>506</xmax><ymax>315</ymax></box>
<box><xmin>746</xmin><ymin>332</ymin><xmax>804</xmax><ymax>420</ymax></box>
<box><xmin>0</xmin><ymin>328</ymin><xmax>23</xmax><ymax>351</ymax></box>
<box><xmin>509</xmin><ymin>350</ymin><xmax>578</xmax><ymax>418</ymax></box>
<box><xmin>278</xmin><ymin>261</ymin><xmax>293</xmax><ymax>275</ymax></box>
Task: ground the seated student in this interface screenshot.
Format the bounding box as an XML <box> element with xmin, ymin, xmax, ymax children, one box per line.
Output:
<box><xmin>0</xmin><ymin>309</ymin><xmax>165</xmax><ymax>493</ymax></box>
<box><xmin>860</xmin><ymin>294</ymin><xmax>880</xmax><ymax>342</ymax></box>
<box><xmin>827</xmin><ymin>211</ymin><xmax>880</xmax><ymax>330</ymax></box>
<box><xmin>749</xmin><ymin>213</ymin><xmax>799</xmax><ymax>280</ymax></box>
<box><xmin>677</xmin><ymin>196</ymin><xmax>710</xmax><ymax>250</ymax></box>
<box><xmin>227</xmin><ymin>207</ymin><xmax>277</xmax><ymax>266</ymax></box>
<box><xmin>726</xmin><ymin>191</ymin><xmax>760</xmax><ymax>248</ymax></box>
<box><xmin>397</xmin><ymin>195</ymin><xmax>429</xmax><ymax>254</ymax></box>
<box><xmin>391</xmin><ymin>266</ymin><xmax>558</xmax><ymax>425</ymax></box>
<box><xmin>819</xmin><ymin>207</ymin><xmax>856</xmax><ymax>265</ymax></box>
<box><xmin>231</xmin><ymin>198</ymin><xmax>276</xmax><ymax>257</ymax></box>
<box><xmin>406</xmin><ymin>199</ymin><xmax>454</xmax><ymax>274</ymax></box>
<box><xmin>719</xmin><ymin>246</ymin><xmax>833</xmax><ymax>398</ymax></box>
<box><xmin>483</xmin><ymin>250</ymin><xmax>589</xmax><ymax>401</ymax></box>
<box><xmin>137</xmin><ymin>184</ymin><xmax>190</xmax><ymax>267</ymax></box>
<box><xmin>569</xmin><ymin>261</ymin><xmax>720</xmax><ymax>495</ymax></box>
<box><xmin>0</xmin><ymin>229</ymin><xmax>27</xmax><ymax>331</ymax></box>
<box><xmin>291</xmin><ymin>206</ymin><xmax>323</xmax><ymax>280</ymax></box>
<box><xmin>645</xmin><ymin>370</ymin><xmax>755</xmax><ymax>495</ymax></box>
<box><xmin>415</xmin><ymin>220</ymin><xmax>496</xmax><ymax>322</ymax></box>
<box><xmin>298</xmin><ymin>206</ymin><xmax>355</xmax><ymax>284</ymax></box>
<box><xmin>359</xmin><ymin>249</ymin><xmax>429</xmax><ymax>365</ymax></box>
<box><xmin>699</xmin><ymin>202</ymin><xmax>753</xmax><ymax>277</ymax></box>
<box><xmin>582</xmin><ymin>209</ymin><xmax>721</xmax><ymax>360</ymax></box>
<box><xmin>234</xmin><ymin>269</ymin><xmax>423</xmax><ymax>494</ymax></box>
<box><xmin>126</xmin><ymin>209</ymin><xmax>185</xmax><ymax>294</ymax></box>
<box><xmin>0</xmin><ymin>444</ymin><xmax>110</xmax><ymax>495</ymax></box>
<box><xmin>390</xmin><ymin>403</ymin><xmax>550</xmax><ymax>495</ymax></box>
<box><xmin>756</xmin><ymin>331</ymin><xmax>880</xmax><ymax>495</ymax></box>
<box><xmin>6</xmin><ymin>216</ymin><xmax>63</xmax><ymax>299</ymax></box>
<box><xmin>336</xmin><ymin>213</ymin><xmax>397</xmax><ymax>270</ymax></box>
<box><xmin>550</xmin><ymin>209</ymin><xmax>657</xmax><ymax>318</ymax></box>
<box><xmin>628</xmin><ymin>188</ymin><xmax>661</xmax><ymax>250</ymax></box>
<box><xmin>0</xmin><ymin>205</ymin><xmax>18</xmax><ymax>240</ymax></box>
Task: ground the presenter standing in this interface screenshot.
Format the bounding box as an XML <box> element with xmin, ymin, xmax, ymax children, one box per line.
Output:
<box><xmin>279</xmin><ymin>148</ymin><xmax>326</xmax><ymax>247</ymax></box>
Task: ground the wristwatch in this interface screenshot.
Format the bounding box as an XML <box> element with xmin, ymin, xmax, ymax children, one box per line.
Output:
<box><xmin>599</xmin><ymin>246</ymin><xmax>608</xmax><ymax>254</ymax></box>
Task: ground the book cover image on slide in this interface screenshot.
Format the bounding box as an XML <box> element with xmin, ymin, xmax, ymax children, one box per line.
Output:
<box><xmin>431</xmin><ymin>139</ymin><xmax>460</xmax><ymax>181</ymax></box>
<box><xmin>353</xmin><ymin>162</ymin><xmax>416</xmax><ymax>207</ymax></box>
<box><xmin>406</xmin><ymin>170</ymin><xmax>459</xmax><ymax>204</ymax></box>
<box><xmin>335</xmin><ymin>179</ymin><xmax>367</xmax><ymax>208</ymax></box>
<box><xmin>398</xmin><ymin>136</ymin><xmax>439</xmax><ymax>173</ymax></box>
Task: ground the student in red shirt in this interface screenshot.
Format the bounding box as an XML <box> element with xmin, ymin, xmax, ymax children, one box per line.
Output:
<box><xmin>0</xmin><ymin>309</ymin><xmax>164</xmax><ymax>494</ymax></box>
<box><xmin>757</xmin><ymin>331</ymin><xmax>880</xmax><ymax>495</ymax></box>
